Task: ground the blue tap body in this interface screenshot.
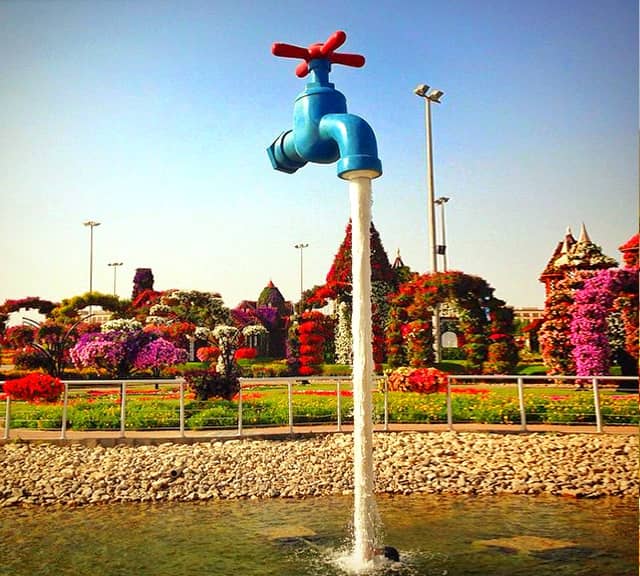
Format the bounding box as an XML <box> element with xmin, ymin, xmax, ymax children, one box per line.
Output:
<box><xmin>267</xmin><ymin>59</ymin><xmax>382</xmax><ymax>179</ymax></box>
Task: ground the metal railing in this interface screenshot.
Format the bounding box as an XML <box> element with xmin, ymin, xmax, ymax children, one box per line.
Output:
<box><xmin>0</xmin><ymin>374</ymin><xmax>637</xmax><ymax>440</ymax></box>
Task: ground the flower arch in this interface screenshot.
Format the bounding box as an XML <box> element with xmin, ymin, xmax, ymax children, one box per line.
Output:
<box><xmin>570</xmin><ymin>267</ymin><xmax>638</xmax><ymax>376</ymax></box>
<box><xmin>386</xmin><ymin>271</ymin><xmax>518</xmax><ymax>373</ymax></box>
<box><xmin>0</xmin><ymin>297</ymin><xmax>57</xmax><ymax>333</ymax></box>
<box><xmin>50</xmin><ymin>292</ymin><xmax>129</xmax><ymax>322</ymax></box>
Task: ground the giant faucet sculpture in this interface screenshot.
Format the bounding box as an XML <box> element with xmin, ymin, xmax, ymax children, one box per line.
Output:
<box><xmin>268</xmin><ymin>31</ymin><xmax>385</xmax><ymax>569</ymax></box>
<box><xmin>267</xmin><ymin>30</ymin><xmax>382</xmax><ymax>179</ymax></box>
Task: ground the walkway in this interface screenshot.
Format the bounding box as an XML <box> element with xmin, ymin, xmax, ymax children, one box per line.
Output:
<box><xmin>1</xmin><ymin>422</ymin><xmax>636</xmax><ymax>447</ymax></box>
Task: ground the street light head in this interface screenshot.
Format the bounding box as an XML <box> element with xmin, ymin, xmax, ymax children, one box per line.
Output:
<box><xmin>83</xmin><ymin>220</ymin><xmax>101</xmax><ymax>227</ymax></box>
<box><xmin>413</xmin><ymin>84</ymin><xmax>430</xmax><ymax>97</ymax></box>
<box><xmin>427</xmin><ymin>89</ymin><xmax>444</xmax><ymax>103</ymax></box>
<box><xmin>435</xmin><ymin>196</ymin><xmax>450</xmax><ymax>205</ymax></box>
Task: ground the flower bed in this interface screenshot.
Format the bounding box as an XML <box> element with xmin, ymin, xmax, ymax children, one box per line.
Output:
<box><xmin>3</xmin><ymin>385</ymin><xmax>638</xmax><ymax>430</ymax></box>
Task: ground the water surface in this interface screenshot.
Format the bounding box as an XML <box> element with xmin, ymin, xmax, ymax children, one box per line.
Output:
<box><xmin>0</xmin><ymin>494</ymin><xmax>636</xmax><ymax>575</ymax></box>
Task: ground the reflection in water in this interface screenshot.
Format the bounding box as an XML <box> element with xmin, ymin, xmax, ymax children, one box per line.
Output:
<box><xmin>0</xmin><ymin>494</ymin><xmax>636</xmax><ymax>576</ymax></box>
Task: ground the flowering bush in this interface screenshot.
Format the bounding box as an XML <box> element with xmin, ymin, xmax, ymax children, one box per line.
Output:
<box><xmin>242</xmin><ymin>325</ymin><xmax>267</xmax><ymax>338</ymax></box>
<box><xmin>70</xmin><ymin>331</ymin><xmax>132</xmax><ymax>376</ymax></box>
<box><xmin>101</xmin><ymin>318</ymin><xmax>143</xmax><ymax>333</ymax></box>
<box><xmin>235</xmin><ymin>347</ymin><xmax>258</xmax><ymax>360</ymax></box>
<box><xmin>183</xmin><ymin>369</ymin><xmax>239</xmax><ymax>401</ymax></box>
<box><xmin>133</xmin><ymin>338</ymin><xmax>187</xmax><ymax>375</ymax></box>
<box><xmin>296</xmin><ymin>311</ymin><xmax>332</xmax><ymax>375</ymax></box>
<box><xmin>570</xmin><ymin>268</ymin><xmax>638</xmax><ymax>376</ymax></box>
<box><xmin>13</xmin><ymin>346</ymin><xmax>48</xmax><ymax>371</ymax></box>
<box><xmin>385</xmin><ymin>367</ymin><xmax>448</xmax><ymax>394</ymax></box>
<box><xmin>334</xmin><ymin>300</ymin><xmax>352</xmax><ymax>365</ymax></box>
<box><xmin>196</xmin><ymin>346</ymin><xmax>219</xmax><ymax>363</ymax></box>
<box><xmin>4</xmin><ymin>373</ymin><xmax>63</xmax><ymax>403</ymax></box>
<box><xmin>539</xmin><ymin>276</ymin><xmax>581</xmax><ymax>375</ymax></box>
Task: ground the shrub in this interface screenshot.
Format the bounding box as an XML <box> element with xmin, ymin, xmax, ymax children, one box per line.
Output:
<box><xmin>183</xmin><ymin>369</ymin><xmax>240</xmax><ymax>401</ymax></box>
<box><xmin>320</xmin><ymin>364</ymin><xmax>352</xmax><ymax>376</ymax></box>
<box><xmin>196</xmin><ymin>346</ymin><xmax>219</xmax><ymax>363</ymax></box>
<box><xmin>235</xmin><ymin>347</ymin><xmax>258</xmax><ymax>360</ymax></box>
<box><xmin>249</xmin><ymin>361</ymin><xmax>289</xmax><ymax>378</ymax></box>
<box><xmin>385</xmin><ymin>367</ymin><xmax>448</xmax><ymax>394</ymax></box>
<box><xmin>13</xmin><ymin>347</ymin><xmax>48</xmax><ymax>371</ymax></box>
<box><xmin>3</xmin><ymin>373</ymin><xmax>64</xmax><ymax>402</ymax></box>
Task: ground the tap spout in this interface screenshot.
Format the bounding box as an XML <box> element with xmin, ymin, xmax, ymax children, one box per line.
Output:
<box><xmin>319</xmin><ymin>113</ymin><xmax>381</xmax><ymax>179</ymax></box>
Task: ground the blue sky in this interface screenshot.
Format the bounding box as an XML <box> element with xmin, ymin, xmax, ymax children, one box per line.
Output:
<box><xmin>1</xmin><ymin>0</ymin><xmax>637</xmax><ymax>311</ymax></box>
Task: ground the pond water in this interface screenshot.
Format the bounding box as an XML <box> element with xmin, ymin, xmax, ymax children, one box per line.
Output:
<box><xmin>0</xmin><ymin>494</ymin><xmax>636</xmax><ymax>576</ymax></box>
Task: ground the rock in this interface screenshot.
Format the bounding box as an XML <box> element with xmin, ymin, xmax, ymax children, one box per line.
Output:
<box><xmin>0</xmin><ymin>432</ymin><xmax>636</xmax><ymax>507</ymax></box>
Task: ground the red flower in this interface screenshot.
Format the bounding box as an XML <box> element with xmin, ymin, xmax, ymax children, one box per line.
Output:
<box><xmin>3</xmin><ymin>373</ymin><xmax>64</xmax><ymax>403</ymax></box>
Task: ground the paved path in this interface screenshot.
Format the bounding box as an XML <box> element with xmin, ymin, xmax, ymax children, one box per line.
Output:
<box><xmin>1</xmin><ymin>422</ymin><xmax>636</xmax><ymax>446</ymax></box>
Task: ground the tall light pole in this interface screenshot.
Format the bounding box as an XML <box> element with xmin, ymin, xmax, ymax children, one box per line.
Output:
<box><xmin>294</xmin><ymin>243</ymin><xmax>308</xmax><ymax>315</ymax></box>
<box><xmin>414</xmin><ymin>84</ymin><xmax>444</xmax><ymax>362</ymax></box>
<box><xmin>83</xmin><ymin>220</ymin><xmax>100</xmax><ymax>321</ymax></box>
<box><xmin>435</xmin><ymin>196</ymin><xmax>450</xmax><ymax>271</ymax></box>
<box><xmin>108</xmin><ymin>262</ymin><xmax>123</xmax><ymax>296</ymax></box>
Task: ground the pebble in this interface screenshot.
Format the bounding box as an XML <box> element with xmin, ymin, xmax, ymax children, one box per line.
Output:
<box><xmin>0</xmin><ymin>432</ymin><xmax>636</xmax><ymax>507</ymax></box>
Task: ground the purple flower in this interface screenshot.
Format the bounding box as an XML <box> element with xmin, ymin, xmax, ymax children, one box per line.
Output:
<box><xmin>133</xmin><ymin>338</ymin><xmax>187</xmax><ymax>372</ymax></box>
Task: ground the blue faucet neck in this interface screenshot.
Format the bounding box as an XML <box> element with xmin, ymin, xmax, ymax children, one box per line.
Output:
<box><xmin>307</xmin><ymin>59</ymin><xmax>334</xmax><ymax>89</ymax></box>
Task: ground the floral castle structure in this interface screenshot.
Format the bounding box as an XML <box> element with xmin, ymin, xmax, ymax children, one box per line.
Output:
<box><xmin>537</xmin><ymin>224</ymin><xmax>638</xmax><ymax>380</ymax></box>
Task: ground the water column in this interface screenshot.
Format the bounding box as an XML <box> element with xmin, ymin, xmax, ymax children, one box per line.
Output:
<box><xmin>346</xmin><ymin>171</ymin><xmax>377</xmax><ymax>564</ymax></box>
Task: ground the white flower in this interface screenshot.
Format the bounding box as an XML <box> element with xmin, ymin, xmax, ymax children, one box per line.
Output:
<box><xmin>101</xmin><ymin>318</ymin><xmax>142</xmax><ymax>333</ymax></box>
<box><xmin>145</xmin><ymin>316</ymin><xmax>169</xmax><ymax>326</ymax></box>
<box><xmin>149</xmin><ymin>303</ymin><xmax>171</xmax><ymax>316</ymax></box>
<box><xmin>195</xmin><ymin>326</ymin><xmax>213</xmax><ymax>341</ymax></box>
<box><xmin>242</xmin><ymin>324</ymin><xmax>267</xmax><ymax>337</ymax></box>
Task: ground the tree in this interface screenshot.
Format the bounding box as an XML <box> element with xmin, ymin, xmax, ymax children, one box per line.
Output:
<box><xmin>184</xmin><ymin>325</ymin><xmax>241</xmax><ymax>400</ymax></box>
<box><xmin>133</xmin><ymin>338</ymin><xmax>187</xmax><ymax>377</ymax></box>
<box><xmin>161</xmin><ymin>290</ymin><xmax>230</xmax><ymax>329</ymax></box>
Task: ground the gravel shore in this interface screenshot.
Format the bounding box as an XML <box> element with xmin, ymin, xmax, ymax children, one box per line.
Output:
<box><xmin>0</xmin><ymin>432</ymin><xmax>637</xmax><ymax>507</ymax></box>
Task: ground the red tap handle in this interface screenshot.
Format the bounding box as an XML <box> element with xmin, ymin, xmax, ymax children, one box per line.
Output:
<box><xmin>271</xmin><ymin>30</ymin><xmax>365</xmax><ymax>77</ymax></box>
<box><xmin>272</xmin><ymin>43</ymin><xmax>310</xmax><ymax>60</ymax></box>
<box><xmin>295</xmin><ymin>61</ymin><xmax>310</xmax><ymax>78</ymax></box>
<box><xmin>329</xmin><ymin>52</ymin><xmax>365</xmax><ymax>68</ymax></box>
<box><xmin>320</xmin><ymin>30</ymin><xmax>346</xmax><ymax>56</ymax></box>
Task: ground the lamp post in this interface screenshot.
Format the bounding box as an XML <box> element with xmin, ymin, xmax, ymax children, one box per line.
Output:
<box><xmin>83</xmin><ymin>221</ymin><xmax>100</xmax><ymax>319</ymax></box>
<box><xmin>414</xmin><ymin>84</ymin><xmax>444</xmax><ymax>363</ymax></box>
<box><xmin>434</xmin><ymin>196</ymin><xmax>450</xmax><ymax>271</ymax></box>
<box><xmin>108</xmin><ymin>262</ymin><xmax>123</xmax><ymax>296</ymax></box>
<box><xmin>83</xmin><ymin>221</ymin><xmax>101</xmax><ymax>295</ymax></box>
<box><xmin>294</xmin><ymin>243</ymin><xmax>308</xmax><ymax>315</ymax></box>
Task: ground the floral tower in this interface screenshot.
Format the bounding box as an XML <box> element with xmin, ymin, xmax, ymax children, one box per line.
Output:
<box><xmin>538</xmin><ymin>223</ymin><xmax>618</xmax><ymax>375</ymax></box>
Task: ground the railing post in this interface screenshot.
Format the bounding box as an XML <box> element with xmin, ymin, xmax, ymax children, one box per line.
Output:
<box><xmin>237</xmin><ymin>383</ymin><xmax>243</xmax><ymax>437</ymax></box>
<box><xmin>3</xmin><ymin>395</ymin><xmax>10</xmax><ymax>440</ymax></box>
<box><xmin>592</xmin><ymin>377</ymin><xmax>602</xmax><ymax>433</ymax></box>
<box><xmin>446</xmin><ymin>377</ymin><xmax>453</xmax><ymax>431</ymax></box>
<box><xmin>179</xmin><ymin>379</ymin><xmax>185</xmax><ymax>438</ymax></box>
<box><xmin>383</xmin><ymin>375</ymin><xmax>389</xmax><ymax>432</ymax></box>
<box><xmin>517</xmin><ymin>377</ymin><xmax>527</xmax><ymax>431</ymax></box>
<box><xmin>60</xmin><ymin>381</ymin><xmax>69</xmax><ymax>440</ymax></box>
<box><xmin>287</xmin><ymin>380</ymin><xmax>294</xmax><ymax>434</ymax></box>
<box><xmin>120</xmin><ymin>381</ymin><xmax>126</xmax><ymax>438</ymax></box>
<box><xmin>336</xmin><ymin>379</ymin><xmax>342</xmax><ymax>432</ymax></box>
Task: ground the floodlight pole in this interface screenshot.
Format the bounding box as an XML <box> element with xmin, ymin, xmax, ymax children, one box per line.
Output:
<box><xmin>294</xmin><ymin>243</ymin><xmax>308</xmax><ymax>315</ymax></box>
<box><xmin>414</xmin><ymin>84</ymin><xmax>444</xmax><ymax>363</ymax></box>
